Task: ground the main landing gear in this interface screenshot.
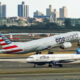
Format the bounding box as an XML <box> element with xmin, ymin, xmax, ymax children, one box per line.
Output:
<box><xmin>48</xmin><ymin>62</ymin><xmax>63</xmax><ymax>68</ymax></box>
<box><xmin>33</xmin><ymin>64</ymin><xmax>37</xmax><ymax>68</ymax></box>
<box><xmin>35</xmin><ymin>51</ymin><xmax>41</xmax><ymax>54</ymax></box>
<box><xmin>35</xmin><ymin>51</ymin><xmax>54</xmax><ymax>54</ymax></box>
<box><xmin>48</xmin><ymin>63</ymin><xmax>53</xmax><ymax>67</ymax></box>
<box><xmin>48</xmin><ymin>51</ymin><xmax>54</xmax><ymax>54</ymax></box>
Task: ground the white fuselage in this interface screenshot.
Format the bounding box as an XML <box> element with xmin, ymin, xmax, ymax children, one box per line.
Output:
<box><xmin>26</xmin><ymin>54</ymin><xmax>80</xmax><ymax>63</ymax></box>
<box><xmin>1</xmin><ymin>31</ymin><xmax>80</xmax><ymax>54</ymax></box>
<box><xmin>15</xmin><ymin>31</ymin><xmax>80</xmax><ymax>53</ymax></box>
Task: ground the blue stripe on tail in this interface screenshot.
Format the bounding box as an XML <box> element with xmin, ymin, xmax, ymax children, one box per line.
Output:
<box><xmin>75</xmin><ymin>48</ymin><xmax>80</xmax><ymax>54</ymax></box>
<box><xmin>0</xmin><ymin>33</ymin><xmax>12</xmax><ymax>44</ymax></box>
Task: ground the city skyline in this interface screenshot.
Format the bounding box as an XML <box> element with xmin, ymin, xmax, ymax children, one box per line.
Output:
<box><xmin>0</xmin><ymin>0</ymin><xmax>80</xmax><ymax>18</ymax></box>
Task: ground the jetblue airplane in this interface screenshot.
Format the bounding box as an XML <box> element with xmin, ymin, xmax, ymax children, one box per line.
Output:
<box><xmin>0</xmin><ymin>31</ymin><xmax>80</xmax><ymax>54</ymax></box>
<box><xmin>26</xmin><ymin>48</ymin><xmax>80</xmax><ymax>67</ymax></box>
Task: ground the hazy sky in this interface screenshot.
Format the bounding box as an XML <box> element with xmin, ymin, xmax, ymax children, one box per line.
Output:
<box><xmin>0</xmin><ymin>0</ymin><xmax>80</xmax><ymax>18</ymax></box>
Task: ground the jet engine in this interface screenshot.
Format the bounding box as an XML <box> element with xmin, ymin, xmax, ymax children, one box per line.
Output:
<box><xmin>60</xmin><ymin>42</ymin><xmax>72</xmax><ymax>49</ymax></box>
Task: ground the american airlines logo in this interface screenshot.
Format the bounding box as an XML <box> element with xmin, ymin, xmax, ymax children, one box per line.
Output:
<box><xmin>0</xmin><ymin>34</ymin><xmax>23</xmax><ymax>54</ymax></box>
<box><xmin>55</xmin><ymin>33</ymin><xmax>78</xmax><ymax>43</ymax></box>
<box><xmin>1</xmin><ymin>35</ymin><xmax>11</xmax><ymax>44</ymax></box>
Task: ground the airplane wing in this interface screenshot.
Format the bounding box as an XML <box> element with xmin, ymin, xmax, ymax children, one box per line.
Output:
<box><xmin>52</xmin><ymin>59</ymin><xmax>77</xmax><ymax>64</ymax></box>
<box><xmin>58</xmin><ymin>60</ymin><xmax>75</xmax><ymax>63</ymax></box>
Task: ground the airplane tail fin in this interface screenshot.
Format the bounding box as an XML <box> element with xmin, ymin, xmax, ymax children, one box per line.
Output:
<box><xmin>0</xmin><ymin>33</ymin><xmax>23</xmax><ymax>54</ymax></box>
<box><xmin>75</xmin><ymin>48</ymin><xmax>80</xmax><ymax>54</ymax></box>
<box><xmin>0</xmin><ymin>33</ymin><xmax>12</xmax><ymax>48</ymax></box>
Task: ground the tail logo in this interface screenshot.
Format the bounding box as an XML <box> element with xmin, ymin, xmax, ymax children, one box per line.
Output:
<box><xmin>75</xmin><ymin>48</ymin><xmax>80</xmax><ymax>54</ymax></box>
<box><xmin>0</xmin><ymin>33</ymin><xmax>23</xmax><ymax>53</ymax></box>
<box><xmin>0</xmin><ymin>35</ymin><xmax>11</xmax><ymax>47</ymax></box>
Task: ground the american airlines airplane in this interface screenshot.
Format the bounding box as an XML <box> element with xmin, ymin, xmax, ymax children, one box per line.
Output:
<box><xmin>0</xmin><ymin>31</ymin><xmax>80</xmax><ymax>54</ymax></box>
<box><xmin>26</xmin><ymin>48</ymin><xmax>80</xmax><ymax>67</ymax></box>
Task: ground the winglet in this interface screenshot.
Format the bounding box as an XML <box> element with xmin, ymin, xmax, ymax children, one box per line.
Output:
<box><xmin>75</xmin><ymin>48</ymin><xmax>80</xmax><ymax>54</ymax></box>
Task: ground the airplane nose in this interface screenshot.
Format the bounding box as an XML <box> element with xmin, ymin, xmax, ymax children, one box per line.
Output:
<box><xmin>26</xmin><ymin>58</ymin><xmax>30</xmax><ymax>62</ymax></box>
<box><xmin>26</xmin><ymin>58</ymin><xmax>33</xmax><ymax>62</ymax></box>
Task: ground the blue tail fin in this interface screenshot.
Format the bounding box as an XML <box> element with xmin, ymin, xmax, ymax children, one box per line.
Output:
<box><xmin>75</xmin><ymin>48</ymin><xmax>80</xmax><ymax>54</ymax></box>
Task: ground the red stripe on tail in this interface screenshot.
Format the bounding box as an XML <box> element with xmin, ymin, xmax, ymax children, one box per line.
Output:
<box><xmin>0</xmin><ymin>39</ymin><xmax>4</xmax><ymax>42</ymax></box>
<box><xmin>3</xmin><ymin>45</ymin><xmax>18</xmax><ymax>49</ymax></box>
<box><xmin>1</xmin><ymin>43</ymin><xmax>7</xmax><ymax>46</ymax></box>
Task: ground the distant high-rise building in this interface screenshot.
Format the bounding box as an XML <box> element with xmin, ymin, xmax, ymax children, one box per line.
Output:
<box><xmin>18</xmin><ymin>1</ymin><xmax>29</xmax><ymax>18</ymax></box>
<box><xmin>46</xmin><ymin>5</ymin><xmax>54</xmax><ymax>17</ymax></box>
<box><xmin>54</xmin><ymin>9</ymin><xmax>59</xmax><ymax>18</ymax></box>
<box><xmin>59</xmin><ymin>6</ymin><xmax>68</xmax><ymax>18</ymax></box>
<box><xmin>0</xmin><ymin>2</ymin><xmax>6</xmax><ymax>18</ymax></box>
<box><xmin>46</xmin><ymin>5</ymin><xmax>59</xmax><ymax>23</ymax></box>
<box><xmin>49</xmin><ymin>9</ymin><xmax>58</xmax><ymax>23</ymax></box>
<box><xmin>34</xmin><ymin>10</ymin><xmax>44</xmax><ymax>18</ymax></box>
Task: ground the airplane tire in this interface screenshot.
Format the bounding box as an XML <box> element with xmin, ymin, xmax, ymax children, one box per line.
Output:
<box><xmin>58</xmin><ymin>64</ymin><xmax>63</xmax><ymax>67</ymax></box>
<box><xmin>33</xmin><ymin>64</ymin><xmax>36</xmax><ymax>68</ymax></box>
<box><xmin>48</xmin><ymin>63</ymin><xmax>52</xmax><ymax>67</ymax></box>
<box><xmin>35</xmin><ymin>51</ymin><xmax>41</xmax><ymax>54</ymax></box>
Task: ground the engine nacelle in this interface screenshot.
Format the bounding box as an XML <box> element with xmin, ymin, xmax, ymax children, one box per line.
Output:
<box><xmin>60</xmin><ymin>42</ymin><xmax>72</xmax><ymax>49</ymax></box>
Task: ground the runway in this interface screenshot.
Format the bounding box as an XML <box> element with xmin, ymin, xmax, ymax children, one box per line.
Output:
<box><xmin>0</xmin><ymin>58</ymin><xmax>80</xmax><ymax>80</ymax></box>
<box><xmin>0</xmin><ymin>58</ymin><xmax>80</xmax><ymax>68</ymax></box>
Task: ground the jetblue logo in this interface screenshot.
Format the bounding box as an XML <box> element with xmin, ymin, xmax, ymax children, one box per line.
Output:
<box><xmin>40</xmin><ymin>56</ymin><xmax>49</xmax><ymax>59</ymax></box>
<box><xmin>55</xmin><ymin>33</ymin><xmax>78</xmax><ymax>43</ymax></box>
